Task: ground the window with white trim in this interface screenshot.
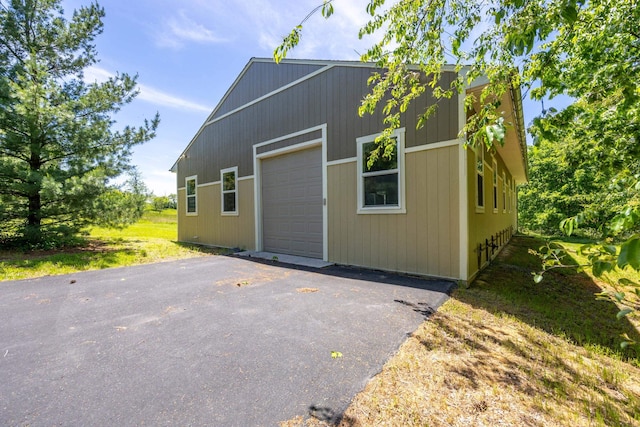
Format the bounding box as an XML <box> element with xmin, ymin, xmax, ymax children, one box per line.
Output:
<box><xmin>502</xmin><ymin>171</ymin><xmax>507</xmax><ymax>213</ymax></box>
<box><xmin>221</xmin><ymin>166</ymin><xmax>238</xmax><ymax>215</ymax></box>
<box><xmin>357</xmin><ymin>128</ymin><xmax>405</xmax><ymax>214</ymax></box>
<box><xmin>475</xmin><ymin>144</ymin><xmax>485</xmax><ymax>211</ymax></box>
<box><xmin>185</xmin><ymin>175</ymin><xmax>197</xmax><ymax>215</ymax></box>
<box><xmin>492</xmin><ymin>159</ymin><xmax>498</xmax><ymax>212</ymax></box>
<box><xmin>507</xmin><ymin>178</ymin><xmax>512</xmax><ymax>212</ymax></box>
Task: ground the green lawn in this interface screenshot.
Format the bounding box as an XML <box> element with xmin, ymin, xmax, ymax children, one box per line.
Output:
<box><xmin>0</xmin><ymin>209</ymin><xmax>225</xmax><ymax>281</ymax></box>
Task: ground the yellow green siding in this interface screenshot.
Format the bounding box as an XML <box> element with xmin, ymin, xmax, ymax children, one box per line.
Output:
<box><xmin>328</xmin><ymin>145</ymin><xmax>460</xmax><ymax>279</ymax></box>
<box><xmin>466</xmin><ymin>145</ymin><xmax>518</xmax><ymax>280</ymax></box>
<box><xmin>177</xmin><ymin>178</ymin><xmax>255</xmax><ymax>250</ymax></box>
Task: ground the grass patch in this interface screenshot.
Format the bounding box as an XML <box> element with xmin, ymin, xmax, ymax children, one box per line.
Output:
<box><xmin>0</xmin><ymin>209</ymin><xmax>226</xmax><ymax>281</ymax></box>
<box><xmin>281</xmin><ymin>234</ymin><xmax>640</xmax><ymax>426</ymax></box>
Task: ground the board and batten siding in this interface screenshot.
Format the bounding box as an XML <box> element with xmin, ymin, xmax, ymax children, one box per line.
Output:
<box><xmin>466</xmin><ymin>145</ymin><xmax>518</xmax><ymax>280</ymax></box>
<box><xmin>177</xmin><ymin>62</ymin><xmax>459</xmax><ymax>185</ymax></box>
<box><xmin>328</xmin><ymin>144</ymin><xmax>460</xmax><ymax>279</ymax></box>
<box><xmin>177</xmin><ymin>178</ymin><xmax>255</xmax><ymax>249</ymax></box>
<box><xmin>211</xmin><ymin>62</ymin><xmax>325</xmax><ymax>119</ymax></box>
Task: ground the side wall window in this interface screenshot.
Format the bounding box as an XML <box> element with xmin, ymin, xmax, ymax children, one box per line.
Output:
<box><xmin>502</xmin><ymin>171</ymin><xmax>507</xmax><ymax>213</ymax></box>
<box><xmin>507</xmin><ymin>178</ymin><xmax>512</xmax><ymax>213</ymax></box>
<box><xmin>492</xmin><ymin>158</ymin><xmax>498</xmax><ymax>212</ymax></box>
<box><xmin>186</xmin><ymin>175</ymin><xmax>197</xmax><ymax>216</ymax></box>
<box><xmin>475</xmin><ymin>144</ymin><xmax>485</xmax><ymax>211</ymax></box>
<box><xmin>221</xmin><ymin>166</ymin><xmax>238</xmax><ymax>215</ymax></box>
<box><xmin>356</xmin><ymin>128</ymin><xmax>406</xmax><ymax>214</ymax></box>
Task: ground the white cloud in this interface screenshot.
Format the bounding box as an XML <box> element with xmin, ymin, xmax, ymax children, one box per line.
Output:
<box><xmin>155</xmin><ymin>10</ymin><xmax>228</xmax><ymax>49</ymax></box>
<box><xmin>83</xmin><ymin>66</ymin><xmax>113</xmax><ymax>83</ymax></box>
<box><xmin>247</xmin><ymin>0</ymin><xmax>379</xmax><ymax>60</ymax></box>
<box><xmin>145</xmin><ymin>0</ymin><xmax>378</xmax><ymax>60</ymax></box>
<box><xmin>84</xmin><ymin>66</ymin><xmax>211</xmax><ymax>113</ymax></box>
<box><xmin>143</xmin><ymin>168</ymin><xmax>177</xmax><ymax>196</ymax></box>
<box><xmin>137</xmin><ymin>84</ymin><xmax>211</xmax><ymax>113</ymax></box>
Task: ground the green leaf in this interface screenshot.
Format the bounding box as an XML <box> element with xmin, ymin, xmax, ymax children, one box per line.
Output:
<box><xmin>533</xmin><ymin>273</ymin><xmax>543</xmax><ymax>283</ymax></box>
<box><xmin>452</xmin><ymin>38</ymin><xmax>461</xmax><ymax>55</ymax></box>
<box><xmin>592</xmin><ymin>261</ymin><xmax>613</xmax><ymax>277</ymax></box>
<box><xmin>484</xmin><ymin>117</ymin><xmax>506</xmax><ymax>145</ymax></box>
<box><xmin>617</xmin><ymin>236</ymin><xmax>640</xmax><ymax>270</ymax></box>
<box><xmin>560</xmin><ymin>218</ymin><xmax>574</xmax><ymax>236</ymax></box>
<box><xmin>321</xmin><ymin>1</ymin><xmax>334</xmax><ymax>18</ymax></box>
<box><xmin>618</xmin><ymin>277</ymin><xmax>637</xmax><ymax>286</ymax></box>
<box><xmin>561</xmin><ymin>5</ymin><xmax>578</xmax><ymax>23</ymax></box>
<box><xmin>616</xmin><ymin>308</ymin><xmax>633</xmax><ymax>320</ymax></box>
<box><xmin>609</xmin><ymin>214</ymin><xmax>628</xmax><ymax>234</ymax></box>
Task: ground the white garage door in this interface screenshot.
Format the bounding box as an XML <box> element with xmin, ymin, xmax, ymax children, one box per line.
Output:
<box><xmin>261</xmin><ymin>146</ymin><xmax>323</xmax><ymax>258</ymax></box>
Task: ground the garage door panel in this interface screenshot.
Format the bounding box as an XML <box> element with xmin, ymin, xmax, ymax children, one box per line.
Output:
<box><xmin>262</xmin><ymin>146</ymin><xmax>323</xmax><ymax>258</ymax></box>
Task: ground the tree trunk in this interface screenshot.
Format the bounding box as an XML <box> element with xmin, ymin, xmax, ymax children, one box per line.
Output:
<box><xmin>26</xmin><ymin>147</ymin><xmax>42</xmax><ymax>244</ymax></box>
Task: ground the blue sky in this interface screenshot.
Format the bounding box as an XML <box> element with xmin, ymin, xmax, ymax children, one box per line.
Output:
<box><xmin>62</xmin><ymin>0</ymin><xmax>555</xmax><ymax>196</ymax></box>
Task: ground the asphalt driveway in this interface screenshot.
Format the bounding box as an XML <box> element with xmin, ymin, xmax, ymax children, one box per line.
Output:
<box><xmin>1</xmin><ymin>256</ymin><xmax>454</xmax><ymax>426</ymax></box>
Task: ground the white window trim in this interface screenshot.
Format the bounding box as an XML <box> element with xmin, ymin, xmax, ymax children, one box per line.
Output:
<box><xmin>221</xmin><ymin>166</ymin><xmax>238</xmax><ymax>216</ymax></box>
<box><xmin>475</xmin><ymin>144</ymin><xmax>485</xmax><ymax>213</ymax></box>
<box><xmin>185</xmin><ymin>175</ymin><xmax>198</xmax><ymax>216</ymax></box>
<box><xmin>492</xmin><ymin>158</ymin><xmax>498</xmax><ymax>213</ymax></box>
<box><xmin>356</xmin><ymin>128</ymin><xmax>406</xmax><ymax>214</ymax></box>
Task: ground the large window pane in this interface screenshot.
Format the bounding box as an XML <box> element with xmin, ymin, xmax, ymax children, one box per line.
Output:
<box><xmin>477</xmin><ymin>175</ymin><xmax>484</xmax><ymax>207</ymax></box>
<box><xmin>187</xmin><ymin>196</ymin><xmax>196</xmax><ymax>213</ymax></box>
<box><xmin>363</xmin><ymin>173</ymin><xmax>399</xmax><ymax>206</ymax></box>
<box><xmin>223</xmin><ymin>171</ymin><xmax>235</xmax><ymax>191</ymax></box>
<box><xmin>223</xmin><ymin>192</ymin><xmax>236</xmax><ymax>212</ymax></box>
<box><xmin>362</xmin><ymin>140</ymin><xmax>397</xmax><ymax>173</ymax></box>
<box><xmin>187</xmin><ymin>179</ymin><xmax>196</xmax><ymax>196</ymax></box>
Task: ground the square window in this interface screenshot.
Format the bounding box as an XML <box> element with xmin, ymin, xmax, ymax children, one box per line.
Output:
<box><xmin>357</xmin><ymin>129</ymin><xmax>405</xmax><ymax>214</ymax></box>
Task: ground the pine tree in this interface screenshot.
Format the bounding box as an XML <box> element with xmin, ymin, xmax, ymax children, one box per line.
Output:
<box><xmin>0</xmin><ymin>0</ymin><xmax>159</xmax><ymax>247</ymax></box>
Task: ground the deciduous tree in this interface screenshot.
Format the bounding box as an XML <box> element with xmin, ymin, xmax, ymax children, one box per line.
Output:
<box><xmin>276</xmin><ymin>0</ymin><xmax>640</xmax><ymax>326</ymax></box>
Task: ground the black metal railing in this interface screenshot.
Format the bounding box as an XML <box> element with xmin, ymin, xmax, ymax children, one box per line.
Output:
<box><xmin>475</xmin><ymin>225</ymin><xmax>514</xmax><ymax>269</ymax></box>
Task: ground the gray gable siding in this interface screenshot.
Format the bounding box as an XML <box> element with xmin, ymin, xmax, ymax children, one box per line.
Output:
<box><xmin>177</xmin><ymin>61</ymin><xmax>459</xmax><ymax>184</ymax></box>
<box><xmin>211</xmin><ymin>61</ymin><xmax>325</xmax><ymax>119</ymax></box>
